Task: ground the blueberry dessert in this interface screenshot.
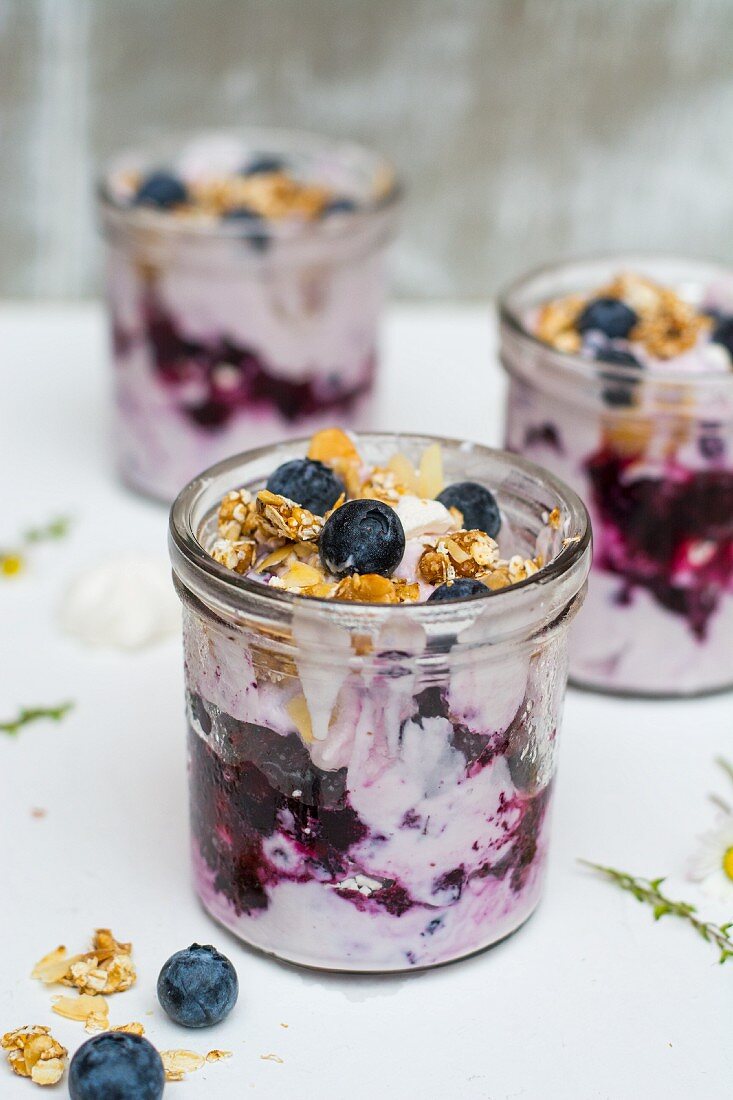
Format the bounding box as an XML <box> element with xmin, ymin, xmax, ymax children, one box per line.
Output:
<box><xmin>170</xmin><ymin>430</ymin><xmax>591</xmax><ymax>970</ymax></box>
<box><xmin>501</xmin><ymin>260</ymin><xmax>733</xmax><ymax>695</ymax></box>
<box><xmin>68</xmin><ymin>1032</ymin><xmax>165</xmax><ymax>1100</ymax></box>
<box><xmin>158</xmin><ymin>943</ymin><xmax>238</xmax><ymax>1027</ymax></box>
<box><xmin>99</xmin><ymin>130</ymin><xmax>400</xmax><ymax>501</ymax></box>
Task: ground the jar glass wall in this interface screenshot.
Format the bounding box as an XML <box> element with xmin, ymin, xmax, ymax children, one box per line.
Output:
<box><xmin>169</xmin><ymin>434</ymin><xmax>590</xmax><ymax>972</ymax></box>
<box><xmin>500</xmin><ymin>255</ymin><xmax>733</xmax><ymax>696</ymax></box>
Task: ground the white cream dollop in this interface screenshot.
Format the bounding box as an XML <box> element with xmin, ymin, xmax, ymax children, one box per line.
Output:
<box><xmin>394</xmin><ymin>495</ymin><xmax>456</xmax><ymax>540</ymax></box>
<box><xmin>59</xmin><ymin>555</ymin><xmax>180</xmax><ymax>651</ymax></box>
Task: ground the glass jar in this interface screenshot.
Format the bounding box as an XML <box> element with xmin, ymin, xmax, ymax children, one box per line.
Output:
<box><xmin>500</xmin><ymin>255</ymin><xmax>733</xmax><ymax>697</ymax></box>
<box><xmin>98</xmin><ymin>129</ymin><xmax>400</xmax><ymax>502</ymax></box>
<box><xmin>169</xmin><ymin>433</ymin><xmax>590</xmax><ymax>972</ymax></box>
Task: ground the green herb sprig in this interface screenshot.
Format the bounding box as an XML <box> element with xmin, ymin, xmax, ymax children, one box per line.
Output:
<box><xmin>0</xmin><ymin>702</ymin><xmax>75</xmax><ymax>737</ymax></box>
<box><xmin>23</xmin><ymin>516</ymin><xmax>73</xmax><ymax>544</ymax></box>
<box><xmin>580</xmin><ymin>860</ymin><xmax>733</xmax><ymax>964</ymax></box>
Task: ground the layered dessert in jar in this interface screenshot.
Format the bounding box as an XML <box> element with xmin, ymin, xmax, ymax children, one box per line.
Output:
<box><xmin>501</xmin><ymin>256</ymin><xmax>733</xmax><ymax>696</ymax></box>
<box><xmin>98</xmin><ymin>130</ymin><xmax>400</xmax><ymax>501</ymax></box>
<box><xmin>169</xmin><ymin>429</ymin><xmax>590</xmax><ymax>971</ymax></box>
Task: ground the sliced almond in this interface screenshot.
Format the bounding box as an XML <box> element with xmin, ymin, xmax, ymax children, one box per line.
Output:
<box><xmin>386</xmin><ymin>452</ymin><xmax>419</xmax><ymax>493</ymax></box>
<box><xmin>418</xmin><ymin>443</ymin><xmax>444</xmax><ymax>499</ymax></box>
<box><xmin>206</xmin><ymin>1049</ymin><xmax>233</xmax><ymax>1062</ymax></box>
<box><xmin>52</xmin><ymin>993</ymin><xmax>109</xmax><ymax>1032</ymax></box>
<box><xmin>160</xmin><ymin>1050</ymin><xmax>206</xmax><ymax>1081</ymax></box>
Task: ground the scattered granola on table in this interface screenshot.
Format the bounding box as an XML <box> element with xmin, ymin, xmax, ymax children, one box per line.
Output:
<box><xmin>32</xmin><ymin>928</ymin><xmax>136</xmax><ymax>996</ymax></box>
<box><xmin>206</xmin><ymin>428</ymin><xmax>554</xmax><ymax>605</ymax></box>
<box><xmin>2</xmin><ymin>1026</ymin><xmax>67</xmax><ymax>1087</ymax></box>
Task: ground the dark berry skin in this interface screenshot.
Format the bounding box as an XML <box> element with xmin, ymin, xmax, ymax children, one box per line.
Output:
<box><xmin>267</xmin><ymin>458</ymin><xmax>345</xmax><ymax>514</ymax></box>
<box><xmin>242</xmin><ymin>155</ymin><xmax>287</xmax><ymax>175</ymax></box>
<box><xmin>157</xmin><ymin>943</ymin><xmax>238</xmax><ymax>1028</ymax></box>
<box><xmin>134</xmin><ymin>170</ymin><xmax>188</xmax><ymax>209</ymax></box>
<box><xmin>222</xmin><ymin>205</ymin><xmax>270</xmax><ymax>252</ymax></box>
<box><xmin>319</xmin><ymin>498</ymin><xmax>405</xmax><ymax>577</ymax></box>
<box><xmin>322</xmin><ymin>197</ymin><xmax>358</xmax><ymax>215</ymax></box>
<box><xmin>437</xmin><ymin>482</ymin><xmax>501</xmax><ymax>538</ymax></box>
<box><xmin>68</xmin><ymin>1032</ymin><xmax>164</xmax><ymax>1100</ymax></box>
<box><xmin>596</xmin><ymin>347</ymin><xmax>643</xmax><ymax>408</ymax></box>
<box><xmin>576</xmin><ymin>297</ymin><xmax>638</xmax><ymax>339</ymax></box>
<box><xmin>712</xmin><ymin>316</ymin><xmax>733</xmax><ymax>357</ymax></box>
<box><xmin>427</xmin><ymin>578</ymin><xmax>490</xmax><ymax>602</ymax></box>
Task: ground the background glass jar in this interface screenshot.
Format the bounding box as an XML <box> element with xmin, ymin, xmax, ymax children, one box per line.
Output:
<box><xmin>500</xmin><ymin>255</ymin><xmax>733</xmax><ymax>697</ymax></box>
<box><xmin>98</xmin><ymin>129</ymin><xmax>400</xmax><ymax>502</ymax></box>
<box><xmin>169</xmin><ymin>433</ymin><xmax>590</xmax><ymax>972</ymax></box>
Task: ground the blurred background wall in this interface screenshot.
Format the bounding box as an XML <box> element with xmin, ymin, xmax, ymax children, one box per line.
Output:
<box><xmin>3</xmin><ymin>0</ymin><xmax>733</xmax><ymax>300</ymax></box>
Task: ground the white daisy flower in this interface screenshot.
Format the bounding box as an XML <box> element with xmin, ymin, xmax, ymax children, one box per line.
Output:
<box><xmin>689</xmin><ymin>813</ymin><xmax>733</xmax><ymax>903</ymax></box>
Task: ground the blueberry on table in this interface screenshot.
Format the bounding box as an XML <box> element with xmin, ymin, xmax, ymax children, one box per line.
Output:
<box><xmin>319</xmin><ymin>498</ymin><xmax>405</xmax><ymax>577</ymax></box>
<box><xmin>427</xmin><ymin>578</ymin><xmax>490</xmax><ymax>602</ymax></box>
<box><xmin>157</xmin><ymin>943</ymin><xmax>239</xmax><ymax>1028</ymax></box>
<box><xmin>437</xmin><ymin>482</ymin><xmax>501</xmax><ymax>538</ymax></box>
<box><xmin>134</xmin><ymin>170</ymin><xmax>188</xmax><ymax>209</ymax></box>
<box><xmin>596</xmin><ymin>347</ymin><xmax>643</xmax><ymax>408</ymax></box>
<box><xmin>711</xmin><ymin>316</ymin><xmax>733</xmax><ymax>358</ymax></box>
<box><xmin>576</xmin><ymin>297</ymin><xmax>638</xmax><ymax>339</ymax></box>
<box><xmin>267</xmin><ymin>458</ymin><xmax>345</xmax><ymax>514</ymax></box>
<box><xmin>69</xmin><ymin>1032</ymin><xmax>164</xmax><ymax>1100</ymax></box>
<box><xmin>242</xmin><ymin>155</ymin><xmax>287</xmax><ymax>175</ymax></box>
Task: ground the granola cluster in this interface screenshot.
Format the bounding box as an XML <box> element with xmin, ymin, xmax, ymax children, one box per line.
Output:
<box><xmin>2</xmin><ymin>1026</ymin><xmax>67</xmax><ymax>1086</ymax></box>
<box><xmin>535</xmin><ymin>271</ymin><xmax>711</xmax><ymax>361</ymax></box>
<box><xmin>207</xmin><ymin>428</ymin><xmax>547</xmax><ymax>603</ymax></box>
<box><xmin>32</xmin><ymin>929</ymin><xmax>136</xmax><ymax>998</ymax></box>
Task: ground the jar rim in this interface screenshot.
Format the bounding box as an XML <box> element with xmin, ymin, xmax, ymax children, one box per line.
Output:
<box><xmin>498</xmin><ymin>252</ymin><xmax>733</xmax><ymax>392</ymax></box>
<box><xmin>168</xmin><ymin>432</ymin><xmax>591</xmax><ymax>636</ymax></box>
<box><xmin>96</xmin><ymin>126</ymin><xmax>402</xmax><ymax>246</ymax></box>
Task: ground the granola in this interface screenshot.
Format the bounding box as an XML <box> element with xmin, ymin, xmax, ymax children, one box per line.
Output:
<box><xmin>207</xmin><ymin>431</ymin><xmax>557</xmax><ymax>604</ymax></box>
<box><xmin>32</xmin><ymin>928</ymin><xmax>136</xmax><ymax>996</ymax></box>
<box><xmin>2</xmin><ymin>1026</ymin><xmax>67</xmax><ymax>1087</ymax></box>
<box><xmin>160</xmin><ymin>1049</ymin><xmax>206</xmax><ymax>1081</ymax></box>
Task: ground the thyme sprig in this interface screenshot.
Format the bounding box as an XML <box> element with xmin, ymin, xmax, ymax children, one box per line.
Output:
<box><xmin>0</xmin><ymin>702</ymin><xmax>75</xmax><ymax>736</ymax></box>
<box><xmin>580</xmin><ymin>860</ymin><xmax>733</xmax><ymax>964</ymax></box>
<box><xmin>23</xmin><ymin>515</ymin><xmax>72</xmax><ymax>544</ymax></box>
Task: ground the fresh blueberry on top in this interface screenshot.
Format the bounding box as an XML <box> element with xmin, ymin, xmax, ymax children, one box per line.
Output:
<box><xmin>157</xmin><ymin>943</ymin><xmax>238</xmax><ymax>1028</ymax></box>
<box><xmin>222</xmin><ymin>205</ymin><xmax>270</xmax><ymax>251</ymax></box>
<box><xmin>712</xmin><ymin>316</ymin><xmax>733</xmax><ymax>358</ymax></box>
<box><xmin>427</xmin><ymin>578</ymin><xmax>490</xmax><ymax>603</ymax></box>
<box><xmin>242</xmin><ymin>155</ymin><xmax>287</xmax><ymax>175</ymax></box>
<box><xmin>319</xmin><ymin>498</ymin><xmax>405</xmax><ymax>577</ymax></box>
<box><xmin>576</xmin><ymin>297</ymin><xmax>638</xmax><ymax>339</ymax></box>
<box><xmin>437</xmin><ymin>482</ymin><xmax>501</xmax><ymax>538</ymax></box>
<box><xmin>68</xmin><ymin>1032</ymin><xmax>164</xmax><ymax>1100</ymax></box>
<box><xmin>267</xmin><ymin>458</ymin><xmax>345</xmax><ymax>514</ymax></box>
<box><xmin>322</xmin><ymin>197</ymin><xmax>358</xmax><ymax>215</ymax></box>
<box><xmin>134</xmin><ymin>170</ymin><xmax>188</xmax><ymax>209</ymax></box>
<box><xmin>596</xmin><ymin>347</ymin><xmax>643</xmax><ymax>408</ymax></box>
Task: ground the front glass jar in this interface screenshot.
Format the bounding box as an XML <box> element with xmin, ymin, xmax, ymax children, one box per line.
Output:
<box><xmin>169</xmin><ymin>433</ymin><xmax>590</xmax><ymax>972</ymax></box>
<box><xmin>98</xmin><ymin>129</ymin><xmax>400</xmax><ymax>502</ymax></box>
<box><xmin>501</xmin><ymin>256</ymin><xmax>733</xmax><ymax>697</ymax></box>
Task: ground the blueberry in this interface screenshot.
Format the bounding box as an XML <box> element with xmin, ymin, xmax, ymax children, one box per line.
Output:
<box><xmin>134</xmin><ymin>170</ymin><xmax>188</xmax><ymax>209</ymax></box>
<box><xmin>712</xmin><ymin>316</ymin><xmax>733</xmax><ymax>357</ymax></box>
<box><xmin>427</xmin><ymin>578</ymin><xmax>490</xmax><ymax>602</ymax></box>
<box><xmin>266</xmin><ymin>458</ymin><xmax>344</xmax><ymax>514</ymax></box>
<box><xmin>322</xmin><ymin>197</ymin><xmax>358</xmax><ymax>216</ymax></box>
<box><xmin>319</xmin><ymin>498</ymin><xmax>405</xmax><ymax>577</ymax></box>
<box><xmin>242</xmin><ymin>155</ymin><xmax>287</xmax><ymax>175</ymax></box>
<box><xmin>222</xmin><ymin>205</ymin><xmax>270</xmax><ymax>252</ymax></box>
<box><xmin>576</xmin><ymin>297</ymin><xmax>638</xmax><ymax>339</ymax></box>
<box><xmin>596</xmin><ymin>347</ymin><xmax>643</xmax><ymax>408</ymax></box>
<box><xmin>157</xmin><ymin>943</ymin><xmax>238</xmax><ymax>1027</ymax></box>
<box><xmin>69</xmin><ymin>1032</ymin><xmax>164</xmax><ymax>1100</ymax></box>
<box><xmin>437</xmin><ymin>482</ymin><xmax>501</xmax><ymax>537</ymax></box>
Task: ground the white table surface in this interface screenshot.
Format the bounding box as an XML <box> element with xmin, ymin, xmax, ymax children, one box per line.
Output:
<box><xmin>1</xmin><ymin>302</ymin><xmax>731</xmax><ymax>1100</ymax></box>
